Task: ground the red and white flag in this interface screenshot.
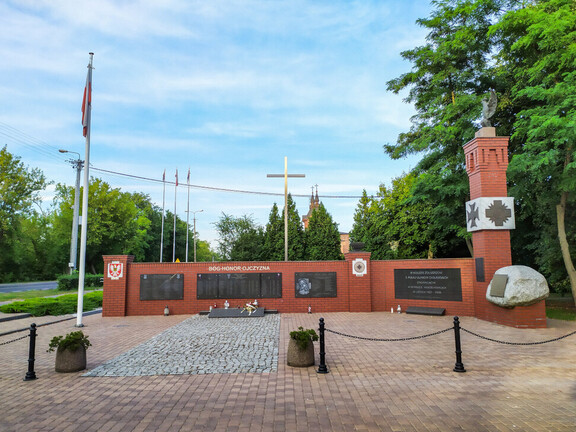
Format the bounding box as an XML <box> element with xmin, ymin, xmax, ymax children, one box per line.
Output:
<box><xmin>81</xmin><ymin>61</ymin><xmax>92</xmax><ymax>138</ymax></box>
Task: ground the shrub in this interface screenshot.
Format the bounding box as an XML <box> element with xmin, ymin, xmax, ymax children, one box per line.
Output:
<box><xmin>47</xmin><ymin>331</ymin><xmax>92</xmax><ymax>352</ymax></box>
<box><xmin>289</xmin><ymin>326</ymin><xmax>319</xmax><ymax>350</ymax></box>
<box><xmin>0</xmin><ymin>291</ymin><xmax>103</xmax><ymax>316</ymax></box>
<box><xmin>57</xmin><ymin>273</ymin><xmax>104</xmax><ymax>291</ymax></box>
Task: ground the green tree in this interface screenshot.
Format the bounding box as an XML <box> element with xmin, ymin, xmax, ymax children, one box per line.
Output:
<box><xmin>194</xmin><ymin>239</ymin><xmax>215</xmax><ymax>262</ymax></box>
<box><xmin>350</xmin><ymin>190</ymin><xmax>372</xmax><ymax>244</ymax></box>
<box><xmin>351</xmin><ymin>174</ymin><xmax>435</xmax><ymax>259</ymax></box>
<box><xmin>305</xmin><ymin>203</ymin><xmax>343</xmax><ymax>260</ymax></box>
<box><xmin>262</xmin><ymin>203</ymin><xmax>284</xmax><ymax>261</ymax></box>
<box><xmin>492</xmin><ymin>0</ymin><xmax>576</xmax><ymax>298</ymax></box>
<box><xmin>130</xmin><ymin>192</ymin><xmax>161</xmax><ymax>262</ymax></box>
<box><xmin>280</xmin><ymin>194</ymin><xmax>305</xmax><ymax>261</ymax></box>
<box><xmin>52</xmin><ymin>178</ymin><xmax>145</xmax><ymax>273</ymax></box>
<box><xmin>385</xmin><ymin>0</ymin><xmax>576</xmax><ymax>299</ymax></box>
<box><xmin>0</xmin><ymin>146</ymin><xmax>49</xmax><ymax>282</ymax></box>
<box><xmin>350</xmin><ymin>186</ymin><xmax>389</xmax><ymax>259</ymax></box>
<box><xmin>385</xmin><ymin>0</ymin><xmax>512</xmax><ymax>258</ymax></box>
<box><xmin>382</xmin><ymin>173</ymin><xmax>435</xmax><ymax>259</ymax></box>
<box><xmin>8</xmin><ymin>211</ymin><xmax>59</xmax><ymax>281</ymax></box>
<box><xmin>230</xmin><ymin>226</ymin><xmax>266</xmax><ymax>261</ymax></box>
<box><xmin>214</xmin><ymin>213</ymin><xmax>263</xmax><ymax>261</ymax></box>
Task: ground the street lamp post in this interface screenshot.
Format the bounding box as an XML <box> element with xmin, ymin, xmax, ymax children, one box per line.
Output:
<box><xmin>267</xmin><ymin>157</ymin><xmax>305</xmax><ymax>261</ymax></box>
<box><xmin>192</xmin><ymin>210</ymin><xmax>203</xmax><ymax>262</ymax></box>
<box><xmin>59</xmin><ymin>149</ymin><xmax>84</xmax><ymax>274</ymax></box>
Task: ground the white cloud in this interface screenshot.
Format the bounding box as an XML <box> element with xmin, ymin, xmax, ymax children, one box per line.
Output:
<box><xmin>1</xmin><ymin>0</ymin><xmax>434</xmax><ymax>247</ymax></box>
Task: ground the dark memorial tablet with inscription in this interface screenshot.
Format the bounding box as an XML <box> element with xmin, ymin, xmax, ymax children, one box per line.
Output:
<box><xmin>196</xmin><ymin>274</ymin><xmax>219</xmax><ymax>299</ymax></box>
<box><xmin>295</xmin><ymin>272</ymin><xmax>337</xmax><ymax>298</ymax></box>
<box><xmin>394</xmin><ymin>269</ymin><xmax>462</xmax><ymax>301</ymax></box>
<box><xmin>197</xmin><ymin>273</ymin><xmax>282</xmax><ymax>299</ymax></box>
<box><xmin>140</xmin><ymin>274</ymin><xmax>184</xmax><ymax>300</ymax></box>
<box><xmin>218</xmin><ymin>273</ymin><xmax>261</xmax><ymax>299</ymax></box>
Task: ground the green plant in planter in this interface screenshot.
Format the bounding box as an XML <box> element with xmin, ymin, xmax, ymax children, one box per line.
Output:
<box><xmin>47</xmin><ymin>330</ymin><xmax>92</xmax><ymax>353</ymax></box>
<box><xmin>289</xmin><ymin>326</ymin><xmax>318</xmax><ymax>350</ymax></box>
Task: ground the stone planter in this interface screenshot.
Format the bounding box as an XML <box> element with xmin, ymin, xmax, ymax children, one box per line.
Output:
<box><xmin>55</xmin><ymin>346</ymin><xmax>87</xmax><ymax>373</ymax></box>
<box><xmin>287</xmin><ymin>338</ymin><xmax>315</xmax><ymax>367</ymax></box>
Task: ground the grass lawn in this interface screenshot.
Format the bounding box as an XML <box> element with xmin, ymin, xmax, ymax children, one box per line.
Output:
<box><xmin>545</xmin><ymin>293</ymin><xmax>576</xmax><ymax>321</ymax></box>
<box><xmin>0</xmin><ymin>288</ymin><xmax>103</xmax><ymax>302</ymax></box>
<box><xmin>546</xmin><ymin>308</ymin><xmax>576</xmax><ymax>321</ymax></box>
<box><xmin>0</xmin><ymin>289</ymin><xmax>65</xmax><ymax>302</ymax></box>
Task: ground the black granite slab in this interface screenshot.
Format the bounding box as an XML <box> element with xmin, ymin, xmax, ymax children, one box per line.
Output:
<box><xmin>208</xmin><ymin>308</ymin><xmax>265</xmax><ymax>318</ymax></box>
<box><xmin>405</xmin><ymin>306</ymin><xmax>446</xmax><ymax>316</ymax></box>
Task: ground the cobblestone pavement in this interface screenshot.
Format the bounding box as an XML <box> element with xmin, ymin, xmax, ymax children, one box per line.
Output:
<box><xmin>1</xmin><ymin>312</ymin><xmax>575</xmax><ymax>431</ymax></box>
<box><xmin>83</xmin><ymin>315</ymin><xmax>280</xmax><ymax>376</ymax></box>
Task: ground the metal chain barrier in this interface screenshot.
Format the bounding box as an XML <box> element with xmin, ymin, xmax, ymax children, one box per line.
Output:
<box><xmin>317</xmin><ymin>317</ymin><xmax>576</xmax><ymax>375</ymax></box>
<box><xmin>0</xmin><ymin>333</ymin><xmax>29</xmax><ymax>346</ymax></box>
<box><xmin>0</xmin><ymin>309</ymin><xmax>101</xmax><ymax>339</ymax></box>
<box><xmin>317</xmin><ymin>317</ymin><xmax>464</xmax><ymax>374</ymax></box>
<box><xmin>461</xmin><ymin>327</ymin><xmax>576</xmax><ymax>346</ymax></box>
<box><xmin>325</xmin><ymin>326</ymin><xmax>453</xmax><ymax>342</ymax></box>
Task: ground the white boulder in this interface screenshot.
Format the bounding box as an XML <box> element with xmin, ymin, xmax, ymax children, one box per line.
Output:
<box><xmin>486</xmin><ymin>265</ymin><xmax>549</xmax><ymax>308</ymax></box>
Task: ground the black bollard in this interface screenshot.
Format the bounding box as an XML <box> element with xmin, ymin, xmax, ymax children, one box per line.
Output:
<box><xmin>317</xmin><ymin>317</ymin><xmax>329</xmax><ymax>374</ymax></box>
<box><xmin>452</xmin><ymin>316</ymin><xmax>466</xmax><ymax>373</ymax></box>
<box><xmin>23</xmin><ymin>323</ymin><xmax>37</xmax><ymax>381</ymax></box>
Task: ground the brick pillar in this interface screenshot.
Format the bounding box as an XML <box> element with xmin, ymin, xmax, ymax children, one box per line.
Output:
<box><xmin>464</xmin><ymin>129</ymin><xmax>546</xmax><ymax>328</ymax></box>
<box><xmin>102</xmin><ymin>255</ymin><xmax>133</xmax><ymax>317</ymax></box>
<box><xmin>345</xmin><ymin>252</ymin><xmax>372</xmax><ymax>312</ymax></box>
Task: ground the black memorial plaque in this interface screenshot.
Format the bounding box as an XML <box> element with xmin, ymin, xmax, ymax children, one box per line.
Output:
<box><xmin>260</xmin><ymin>273</ymin><xmax>282</xmax><ymax>298</ymax></box>
<box><xmin>218</xmin><ymin>273</ymin><xmax>261</xmax><ymax>299</ymax></box>
<box><xmin>295</xmin><ymin>272</ymin><xmax>337</xmax><ymax>298</ymax></box>
<box><xmin>196</xmin><ymin>274</ymin><xmax>219</xmax><ymax>300</ymax></box>
<box><xmin>197</xmin><ymin>273</ymin><xmax>282</xmax><ymax>299</ymax></box>
<box><xmin>394</xmin><ymin>269</ymin><xmax>462</xmax><ymax>301</ymax></box>
<box><xmin>140</xmin><ymin>274</ymin><xmax>184</xmax><ymax>300</ymax></box>
<box><xmin>475</xmin><ymin>257</ymin><xmax>485</xmax><ymax>282</ymax></box>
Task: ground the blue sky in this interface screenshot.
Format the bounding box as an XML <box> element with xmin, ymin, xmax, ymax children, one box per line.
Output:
<box><xmin>1</xmin><ymin>0</ymin><xmax>430</xmax><ymax>248</ymax></box>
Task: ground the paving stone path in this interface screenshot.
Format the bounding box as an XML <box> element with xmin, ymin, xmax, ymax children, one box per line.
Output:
<box><xmin>83</xmin><ymin>314</ymin><xmax>280</xmax><ymax>377</ymax></box>
<box><xmin>2</xmin><ymin>312</ymin><xmax>576</xmax><ymax>431</ymax></box>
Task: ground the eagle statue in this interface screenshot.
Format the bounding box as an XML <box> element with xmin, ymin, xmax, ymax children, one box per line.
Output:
<box><xmin>481</xmin><ymin>89</ymin><xmax>497</xmax><ymax>127</ymax></box>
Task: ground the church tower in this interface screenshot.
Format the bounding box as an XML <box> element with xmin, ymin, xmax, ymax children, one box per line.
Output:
<box><xmin>302</xmin><ymin>185</ymin><xmax>320</xmax><ymax>229</ymax></box>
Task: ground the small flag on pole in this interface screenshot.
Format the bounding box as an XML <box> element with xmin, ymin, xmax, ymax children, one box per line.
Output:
<box><xmin>175</xmin><ymin>169</ymin><xmax>178</xmax><ymax>186</ymax></box>
<box><xmin>81</xmin><ymin>64</ymin><xmax>92</xmax><ymax>138</ymax></box>
<box><xmin>162</xmin><ymin>169</ymin><xmax>166</xmax><ymax>182</ymax></box>
<box><xmin>187</xmin><ymin>168</ymin><xmax>190</xmax><ymax>184</ymax></box>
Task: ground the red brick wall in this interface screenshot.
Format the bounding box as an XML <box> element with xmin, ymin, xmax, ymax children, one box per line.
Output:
<box><xmin>103</xmin><ymin>254</ymin><xmax>476</xmax><ymax>317</ymax></box>
<box><xmin>463</xmin><ymin>133</ymin><xmax>546</xmax><ymax>328</ymax></box>
<box><xmin>102</xmin><ymin>255</ymin><xmax>133</xmax><ymax>317</ymax></box>
<box><xmin>105</xmin><ymin>258</ymin><xmax>353</xmax><ymax>317</ymax></box>
<box><xmin>346</xmin><ymin>252</ymin><xmax>372</xmax><ymax>312</ymax></box>
<box><xmin>371</xmin><ymin>258</ymin><xmax>476</xmax><ymax>317</ymax></box>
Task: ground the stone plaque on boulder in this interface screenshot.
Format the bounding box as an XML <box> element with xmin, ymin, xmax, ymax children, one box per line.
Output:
<box><xmin>489</xmin><ymin>274</ymin><xmax>508</xmax><ymax>297</ymax></box>
<box><xmin>486</xmin><ymin>265</ymin><xmax>549</xmax><ymax>308</ymax></box>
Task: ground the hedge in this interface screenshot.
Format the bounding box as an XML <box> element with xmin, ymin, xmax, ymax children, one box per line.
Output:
<box><xmin>57</xmin><ymin>273</ymin><xmax>104</xmax><ymax>291</ymax></box>
<box><xmin>0</xmin><ymin>291</ymin><xmax>103</xmax><ymax>316</ymax></box>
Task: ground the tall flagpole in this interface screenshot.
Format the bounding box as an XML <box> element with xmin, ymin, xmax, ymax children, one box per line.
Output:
<box><xmin>173</xmin><ymin>169</ymin><xmax>178</xmax><ymax>262</ymax></box>
<box><xmin>185</xmin><ymin>168</ymin><xmax>190</xmax><ymax>262</ymax></box>
<box><xmin>160</xmin><ymin>169</ymin><xmax>166</xmax><ymax>262</ymax></box>
<box><xmin>76</xmin><ymin>52</ymin><xmax>94</xmax><ymax>327</ymax></box>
